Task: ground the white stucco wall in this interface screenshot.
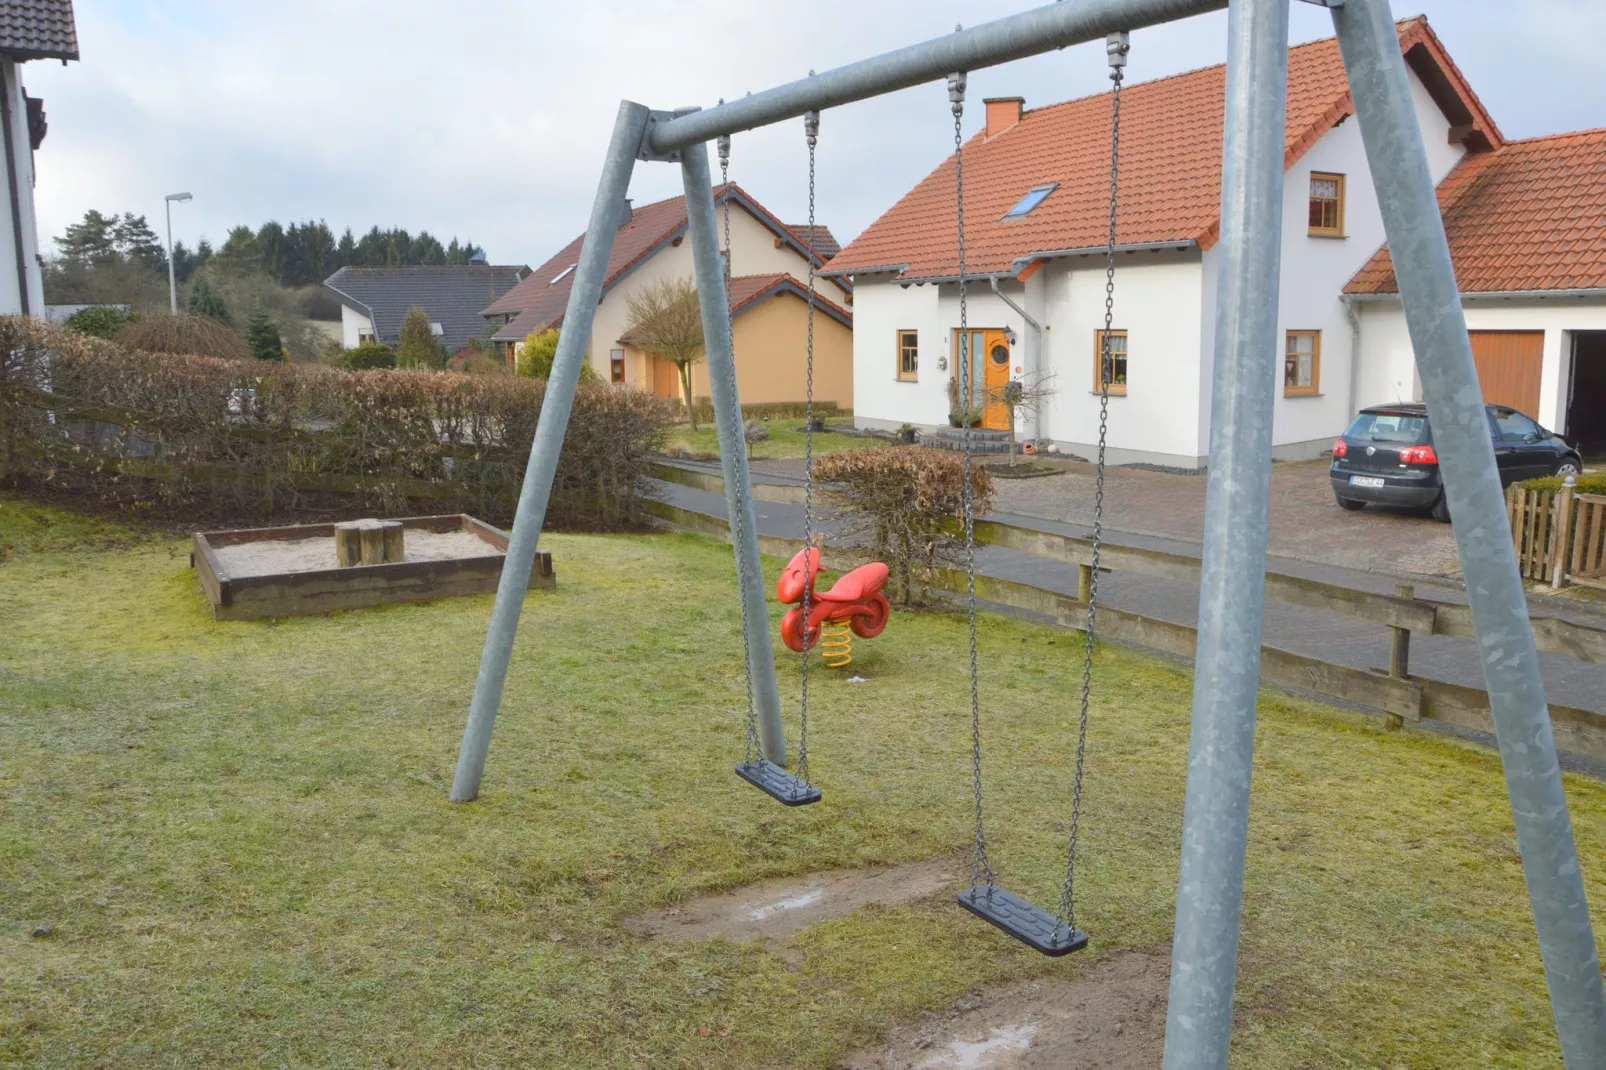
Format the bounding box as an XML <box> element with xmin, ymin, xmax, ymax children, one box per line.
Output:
<box><xmin>340</xmin><ymin>303</ymin><xmax>374</xmax><ymax>349</ymax></box>
<box><xmin>1355</xmin><ymin>297</ymin><xmax>1606</xmax><ymax>434</ymax></box>
<box><xmin>0</xmin><ymin>60</ymin><xmax>44</xmax><ymax>317</ymax></box>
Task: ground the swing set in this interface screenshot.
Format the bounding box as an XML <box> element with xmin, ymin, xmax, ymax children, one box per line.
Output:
<box><xmin>447</xmin><ymin>1</ymin><xmax>1606</xmax><ymax>1066</ymax></box>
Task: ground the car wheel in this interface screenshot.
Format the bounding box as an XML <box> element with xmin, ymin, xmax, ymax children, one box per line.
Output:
<box><xmin>1430</xmin><ymin>493</ymin><xmax>1451</xmax><ymax>524</ymax></box>
<box><xmin>1556</xmin><ymin>457</ymin><xmax>1582</xmax><ymax>477</ymax></box>
<box><xmin>1335</xmin><ymin>495</ymin><xmax>1366</xmax><ymax>512</ymax></box>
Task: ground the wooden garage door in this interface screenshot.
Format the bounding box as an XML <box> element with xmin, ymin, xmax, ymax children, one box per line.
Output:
<box><xmin>1469</xmin><ymin>330</ymin><xmax>1543</xmax><ymax>415</ymax></box>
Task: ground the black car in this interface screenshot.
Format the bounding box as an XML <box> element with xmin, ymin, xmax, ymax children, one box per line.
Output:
<box><xmin>1331</xmin><ymin>403</ymin><xmax>1582</xmax><ymax>522</ymax></box>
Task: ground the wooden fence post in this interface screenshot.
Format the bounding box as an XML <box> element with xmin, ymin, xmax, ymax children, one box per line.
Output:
<box><xmin>1551</xmin><ymin>475</ymin><xmax>1577</xmax><ymax>590</ymax></box>
<box><xmin>1386</xmin><ymin>582</ymin><xmax>1414</xmax><ymax>730</ymax></box>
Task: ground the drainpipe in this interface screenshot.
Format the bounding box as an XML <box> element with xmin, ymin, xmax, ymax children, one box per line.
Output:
<box><xmin>0</xmin><ymin>62</ymin><xmax>29</xmax><ymax>316</ymax></box>
<box><xmin>990</xmin><ymin>275</ymin><xmax>1043</xmax><ymax>443</ymax></box>
<box><xmin>1342</xmin><ymin>293</ymin><xmax>1362</xmax><ymax>420</ymax></box>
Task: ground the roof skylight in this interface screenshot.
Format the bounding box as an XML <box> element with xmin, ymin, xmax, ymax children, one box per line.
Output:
<box><xmin>1003</xmin><ymin>183</ymin><xmax>1059</xmax><ymax>220</ymax></box>
<box><xmin>550</xmin><ymin>263</ymin><xmax>577</xmax><ymax>285</ymax></box>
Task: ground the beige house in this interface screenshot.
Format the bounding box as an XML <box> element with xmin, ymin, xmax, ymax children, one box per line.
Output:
<box><xmin>483</xmin><ymin>186</ymin><xmax>854</xmax><ymax>410</ymax></box>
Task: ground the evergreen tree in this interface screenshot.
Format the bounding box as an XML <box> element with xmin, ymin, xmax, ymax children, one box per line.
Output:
<box><xmin>396</xmin><ymin>306</ymin><xmax>443</xmax><ymax>368</ymax></box>
<box><xmin>243</xmin><ymin>308</ymin><xmax>284</xmax><ymax>361</ymax></box>
<box><xmin>112</xmin><ymin>213</ymin><xmax>167</xmax><ymax>271</ymax></box>
<box><xmin>186</xmin><ymin>275</ymin><xmax>232</xmax><ymax>325</ymax></box>
<box><xmin>56</xmin><ymin>209</ymin><xmax>119</xmax><ymax>263</ymax></box>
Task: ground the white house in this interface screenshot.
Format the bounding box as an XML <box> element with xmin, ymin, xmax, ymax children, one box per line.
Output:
<box><xmin>827</xmin><ymin>18</ymin><xmax>1606</xmax><ymax>466</ymax></box>
<box><xmin>0</xmin><ymin>1</ymin><xmax>76</xmax><ymax>318</ymax></box>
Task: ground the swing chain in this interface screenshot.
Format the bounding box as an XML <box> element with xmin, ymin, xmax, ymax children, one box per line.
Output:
<box><xmin>795</xmin><ymin>108</ymin><xmax>821</xmax><ymax>789</ymax></box>
<box><xmin>1056</xmin><ymin>31</ymin><xmax>1127</xmax><ymax>932</ymax></box>
<box><xmin>719</xmin><ymin>120</ymin><xmax>761</xmax><ymax>766</ymax></box>
<box><xmin>951</xmin><ymin>70</ymin><xmax>992</xmax><ymax>892</ymax></box>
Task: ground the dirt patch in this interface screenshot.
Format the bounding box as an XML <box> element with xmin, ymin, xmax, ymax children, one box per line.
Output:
<box><xmin>211</xmin><ymin>528</ymin><xmax>498</xmax><ymax>578</ymax></box>
<box><xmin>842</xmin><ymin>950</ymin><xmax>1170</xmax><ymax>1069</ymax></box>
<box><xmin>624</xmin><ymin>858</ymin><xmax>956</xmax><ymax>945</ymax></box>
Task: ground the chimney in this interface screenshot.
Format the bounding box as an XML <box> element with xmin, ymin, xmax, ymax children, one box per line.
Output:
<box><xmin>984</xmin><ymin>97</ymin><xmax>1024</xmax><ymax>138</ymax></box>
<box><xmin>617</xmin><ymin>197</ymin><xmax>634</xmax><ymax>229</ymax></box>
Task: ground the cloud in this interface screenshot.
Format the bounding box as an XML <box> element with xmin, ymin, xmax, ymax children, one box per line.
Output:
<box><xmin>19</xmin><ymin>0</ymin><xmax>1604</xmax><ymax>271</ymax></box>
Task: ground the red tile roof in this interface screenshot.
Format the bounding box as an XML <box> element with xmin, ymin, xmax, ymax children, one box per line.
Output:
<box><xmin>1346</xmin><ymin>127</ymin><xmax>1606</xmax><ymax>295</ymax></box>
<box><xmin>619</xmin><ymin>272</ymin><xmax>852</xmax><ymax>344</ymax></box>
<box><xmin>486</xmin><ymin>185</ymin><xmax>835</xmax><ymax>342</ymax></box>
<box><xmin>827</xmin><ymin>17</ymin><xmax>1499</xmax><ymax>283</ymax></box>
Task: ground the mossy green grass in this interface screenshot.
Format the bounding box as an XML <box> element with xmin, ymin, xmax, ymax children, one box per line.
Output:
<box><xmin>1</xmin><ymin>496</ymin><xmax>1601</xmax><ymax>1067</ymax></box>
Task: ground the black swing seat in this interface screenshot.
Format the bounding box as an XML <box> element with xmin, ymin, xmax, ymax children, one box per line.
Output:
<box><xmin>735</xmin><ymin>760</ymin><xmax>822</xmax><ymax>806</ymax></box>
<box><xmin>958</xmin><ymin>884</ymin><xmax>1089</xmax><ymax>957</ymax></box>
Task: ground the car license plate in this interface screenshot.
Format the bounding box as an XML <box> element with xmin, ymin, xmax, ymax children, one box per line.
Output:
<box><xmin>1349</xmin><ymin>475</ymin><xmax>1386</xmax><ymax>488</ymax></box>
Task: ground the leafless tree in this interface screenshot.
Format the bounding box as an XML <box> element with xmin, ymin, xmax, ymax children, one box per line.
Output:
<box><xmin>625</xmin><ymin>277</ymin><xmax>705</xmax><ymax>430</ymax></box>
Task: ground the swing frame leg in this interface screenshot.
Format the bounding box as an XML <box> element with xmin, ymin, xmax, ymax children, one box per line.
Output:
<box><xmin>449</xmin><ymin>101</ymin><xmax>648</xmax><ymax>803</ymax></box>
<box><xmin>679</xmin><ymin>139</ymin><xmax>791</xmax><ymax>770</ymax></box>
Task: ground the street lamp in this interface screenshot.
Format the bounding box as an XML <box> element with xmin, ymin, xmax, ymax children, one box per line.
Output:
<box><xmin>164</xmin><ymin>192</ymin><xmax>193</xmax><ymax>313</ymax></box>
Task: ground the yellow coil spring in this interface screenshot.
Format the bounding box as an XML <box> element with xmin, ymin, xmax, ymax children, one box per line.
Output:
<box><xmin>818</xmin><ymin>622</ymin><xmax>854</xmax><ymax>668</ymax></box>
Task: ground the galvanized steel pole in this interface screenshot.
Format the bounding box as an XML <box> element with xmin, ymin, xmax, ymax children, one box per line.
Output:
<box><xmin>643</xmin><ymin>0</ymin><xmax>1226</xmax><ymax>156</ymax></box>
<box><xmin>1161</xmin><ymin>0</ymin><xmax>1288</xmax><ymax>1066</ymax></box>
<box><xmin>450</xmin><ymin>101</ymin><xmax>649</xmax><ymax>802</ymax></box>
<box><xmin>1333</xmin><ymin>1</ymin><xmax>1606</xmax><ymax>1062</ymax></box>
<box><xmin>680</xmin><ymin>139</ymin><xmax>789</xmax><ymax>765</ymax></box>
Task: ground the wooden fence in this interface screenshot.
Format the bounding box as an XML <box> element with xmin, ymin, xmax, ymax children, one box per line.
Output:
<box><xmin>646</xmin><ymin>466</ymin><xmax>1606</xmax><ymax>760</ymax></box>
<box><xmin>1508</xmin><ymin>482</ymin><xmax>1606</xmax><ymax>591</ymax></box>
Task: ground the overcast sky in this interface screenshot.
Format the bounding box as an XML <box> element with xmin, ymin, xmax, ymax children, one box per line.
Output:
<box><xmin>21</xmin><ymin>1</ymin><xmax>1606</xmax><ymax>271</ymax></box>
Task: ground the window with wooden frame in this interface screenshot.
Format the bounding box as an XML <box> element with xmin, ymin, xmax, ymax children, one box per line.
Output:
<box><xmin>1094</xmin><ymin>329</ymin><xmax>1127</xmax><ymax>394</ymax></box>
<box><xmin>610</xmin><ymin>348</ymin><xmax>626</xmax><ymax>384</ymax></box>
<box><xmin>896</xmin><ymin>329</ymin><xmax>918</xmax><ymax>380</ymax></box>
<box><xmin>1308</xmin><ymin>172</ymin><xmax>1345</xmax><ymax>236</ymax></box>
<box><xmin>1285</xmin><ymin>330</ymin><xmax>1320</xmax><ymax>395</ymax></box>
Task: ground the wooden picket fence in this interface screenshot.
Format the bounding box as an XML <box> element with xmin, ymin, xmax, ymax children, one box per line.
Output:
<box><xmin>1507</xmin><ymin>483</ymin><xmax>1606</xmax><ymax>590</ymax></box>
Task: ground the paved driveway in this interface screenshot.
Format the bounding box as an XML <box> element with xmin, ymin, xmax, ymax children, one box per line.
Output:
<box><xmin>756</xmin><ymin>455</ymin><xmax>1462</xmax><ymax>580</ymax></box>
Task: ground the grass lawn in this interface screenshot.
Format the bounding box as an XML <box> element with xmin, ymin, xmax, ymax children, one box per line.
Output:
<box><xmin>665</xmin><ymin>417</ymin><xmax>887</xmax><ymax>461</ymax></box>
<box><xmin>2</xmin><ymin>495</ymin><xmax>1604</xmax><ymax>1067</ymax></box>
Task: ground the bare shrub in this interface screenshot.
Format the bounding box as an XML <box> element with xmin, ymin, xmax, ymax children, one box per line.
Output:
<box><xmin>114</xmin><ymin>313</ymin><xmax>251</xmax><ymax>361</ymax></box>
<box><xmin>814</xmin><ymin>447</ymin><xmax>995</xmax><ymax>604</ymax></box>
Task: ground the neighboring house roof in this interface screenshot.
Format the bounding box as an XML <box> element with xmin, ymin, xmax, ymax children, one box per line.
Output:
<box><xmin>619</xmin><ymin>273</ymin><xmax>852</xmax><ymax>345</ymax></box>
<box><xmin>323</xmin><ymin>265</ymin><xmax>531</xmax><ymax>354</ymax></box>
<box><xmin>0</xmin><ymin>0</ymin><xmax>77</xmax><ymax>61</ymax></box>
<box><xmin>787</xmin><ymin>225</ymin><xmax>841</xmax><ymax>260</ymax></box>
<box><xmin>1346</xmin><ymin>127</ymin><xmax>1606</xmax><ymax>297</ymax></box>
<box><xmin>827</xmin><ymin>17</ymin><xmax>1500</xmax><ymax>283</ymax></box>
<box><xmin>485</xmin><ymin>185</ymin><xmax>841</xmax><ymax>342</ymax></box>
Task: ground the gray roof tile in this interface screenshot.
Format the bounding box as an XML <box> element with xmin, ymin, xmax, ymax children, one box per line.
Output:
<box><xmin>0</xmin><ymin>1</ymin><xmax>78</xmax><ymax>61</ymax></box>
<box><xmin>324</xmin><ymin>265</ymin><xmax>530</xmax><ymax>355</ymax></box>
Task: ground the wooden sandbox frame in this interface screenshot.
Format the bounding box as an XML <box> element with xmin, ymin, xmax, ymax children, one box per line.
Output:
<box><xmin>191</xmin><ymin>514</ymin><xmax>555</xmax><ymax>622</ymax></box>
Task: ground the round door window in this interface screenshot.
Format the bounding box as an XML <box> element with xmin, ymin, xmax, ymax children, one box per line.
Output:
<box><xmin>990</xmin><ymin>343</ymin><xmax>1010</xmax><ymax>366</ymax></box>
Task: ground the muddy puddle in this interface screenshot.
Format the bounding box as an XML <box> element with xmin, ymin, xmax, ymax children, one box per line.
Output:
<box><xmin>842</xmin><ymin>950</ymin><xmax>1171</xmax><ymax>1069</ymax></box>
<box><xmin>624</xmin><ymin>858</ymin><xmax>956</xmax><ymax>945</ymax></box>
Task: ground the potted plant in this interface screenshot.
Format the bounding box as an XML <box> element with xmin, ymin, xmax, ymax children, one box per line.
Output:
<box><xmin>896</xmin><ymin>423</ymin><xmax>917</xmax><ymax>444</ymax></box>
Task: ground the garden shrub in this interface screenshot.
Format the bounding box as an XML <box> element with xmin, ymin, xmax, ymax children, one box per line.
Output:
<box><xmin>63</xmin><ymin>305</ymin><xmax>136</xmax><ymax>340</ymax></box>
<box><xmin>0</xmin><ymin>315</ymin><xmax>675</xmax><ymax>529</ymax></box>
<box><xmin>813</xmin><ymin>446</ymin><xmax>994</xmax><ymax>604</ymax></box>
<box><xmin>114</xmin><ymin>312</ymin><xmax>251</xmax><ymax>361</ymax></box>
<box><xmin>343</xmin><ymin>341</ymin><xmax>397</xmax><ymax>370</ymax></box>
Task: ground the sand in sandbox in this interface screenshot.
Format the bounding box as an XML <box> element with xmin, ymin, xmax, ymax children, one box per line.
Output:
<box><xmin>211</xmin><ymin>529</ymin><xmax>499</xmax><ymax>578</ymax></box>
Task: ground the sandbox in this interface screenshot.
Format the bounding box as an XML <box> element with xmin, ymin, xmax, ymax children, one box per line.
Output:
<box><xmin>190</xmin><ymin>514</ymin><xmax>554</xmax><ymax>621</ymax></box>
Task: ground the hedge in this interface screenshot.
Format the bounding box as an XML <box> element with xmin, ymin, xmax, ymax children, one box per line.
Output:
<box><xmin>0</xmin><ymin>316</ymin><xmax>675</xmax><ymax>529</ymax></box>
<box><xmin>1519</xmin><ymin>473</ymin><xmax>1606</xmax><ymax>495</ymax></box>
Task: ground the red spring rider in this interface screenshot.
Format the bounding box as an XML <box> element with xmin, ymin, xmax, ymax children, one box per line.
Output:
<box><xmin>777</xmin><ymin>546</ymin><xmax>891</xmax><ymax>667</ymax></box>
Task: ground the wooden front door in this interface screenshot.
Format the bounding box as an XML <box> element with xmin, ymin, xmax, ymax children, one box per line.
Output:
<box><xmin>651</xmin><ymin>355</ymin><xmax>681</xmax><ymax>401</ymax></box>
<box><xmin>981</xmin><ymin>331</ymin><xmax>1013</xmax><ymax>430</ymax></box>
<box><xmin>952</xmin><ymin>328</ymin><xmax>1013</xmax><ymax>430</ymax></box>
<box><xmin>1469</xmin><ymin>330</ymin><xmax>1544</xmax><ymax>415</ymax></box>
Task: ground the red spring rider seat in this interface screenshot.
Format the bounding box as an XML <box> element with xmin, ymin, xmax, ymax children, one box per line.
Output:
<box><xmin>776</xmin><ymin>547</ymin><xmax>891</xmax><ymax>666</ymax></box>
